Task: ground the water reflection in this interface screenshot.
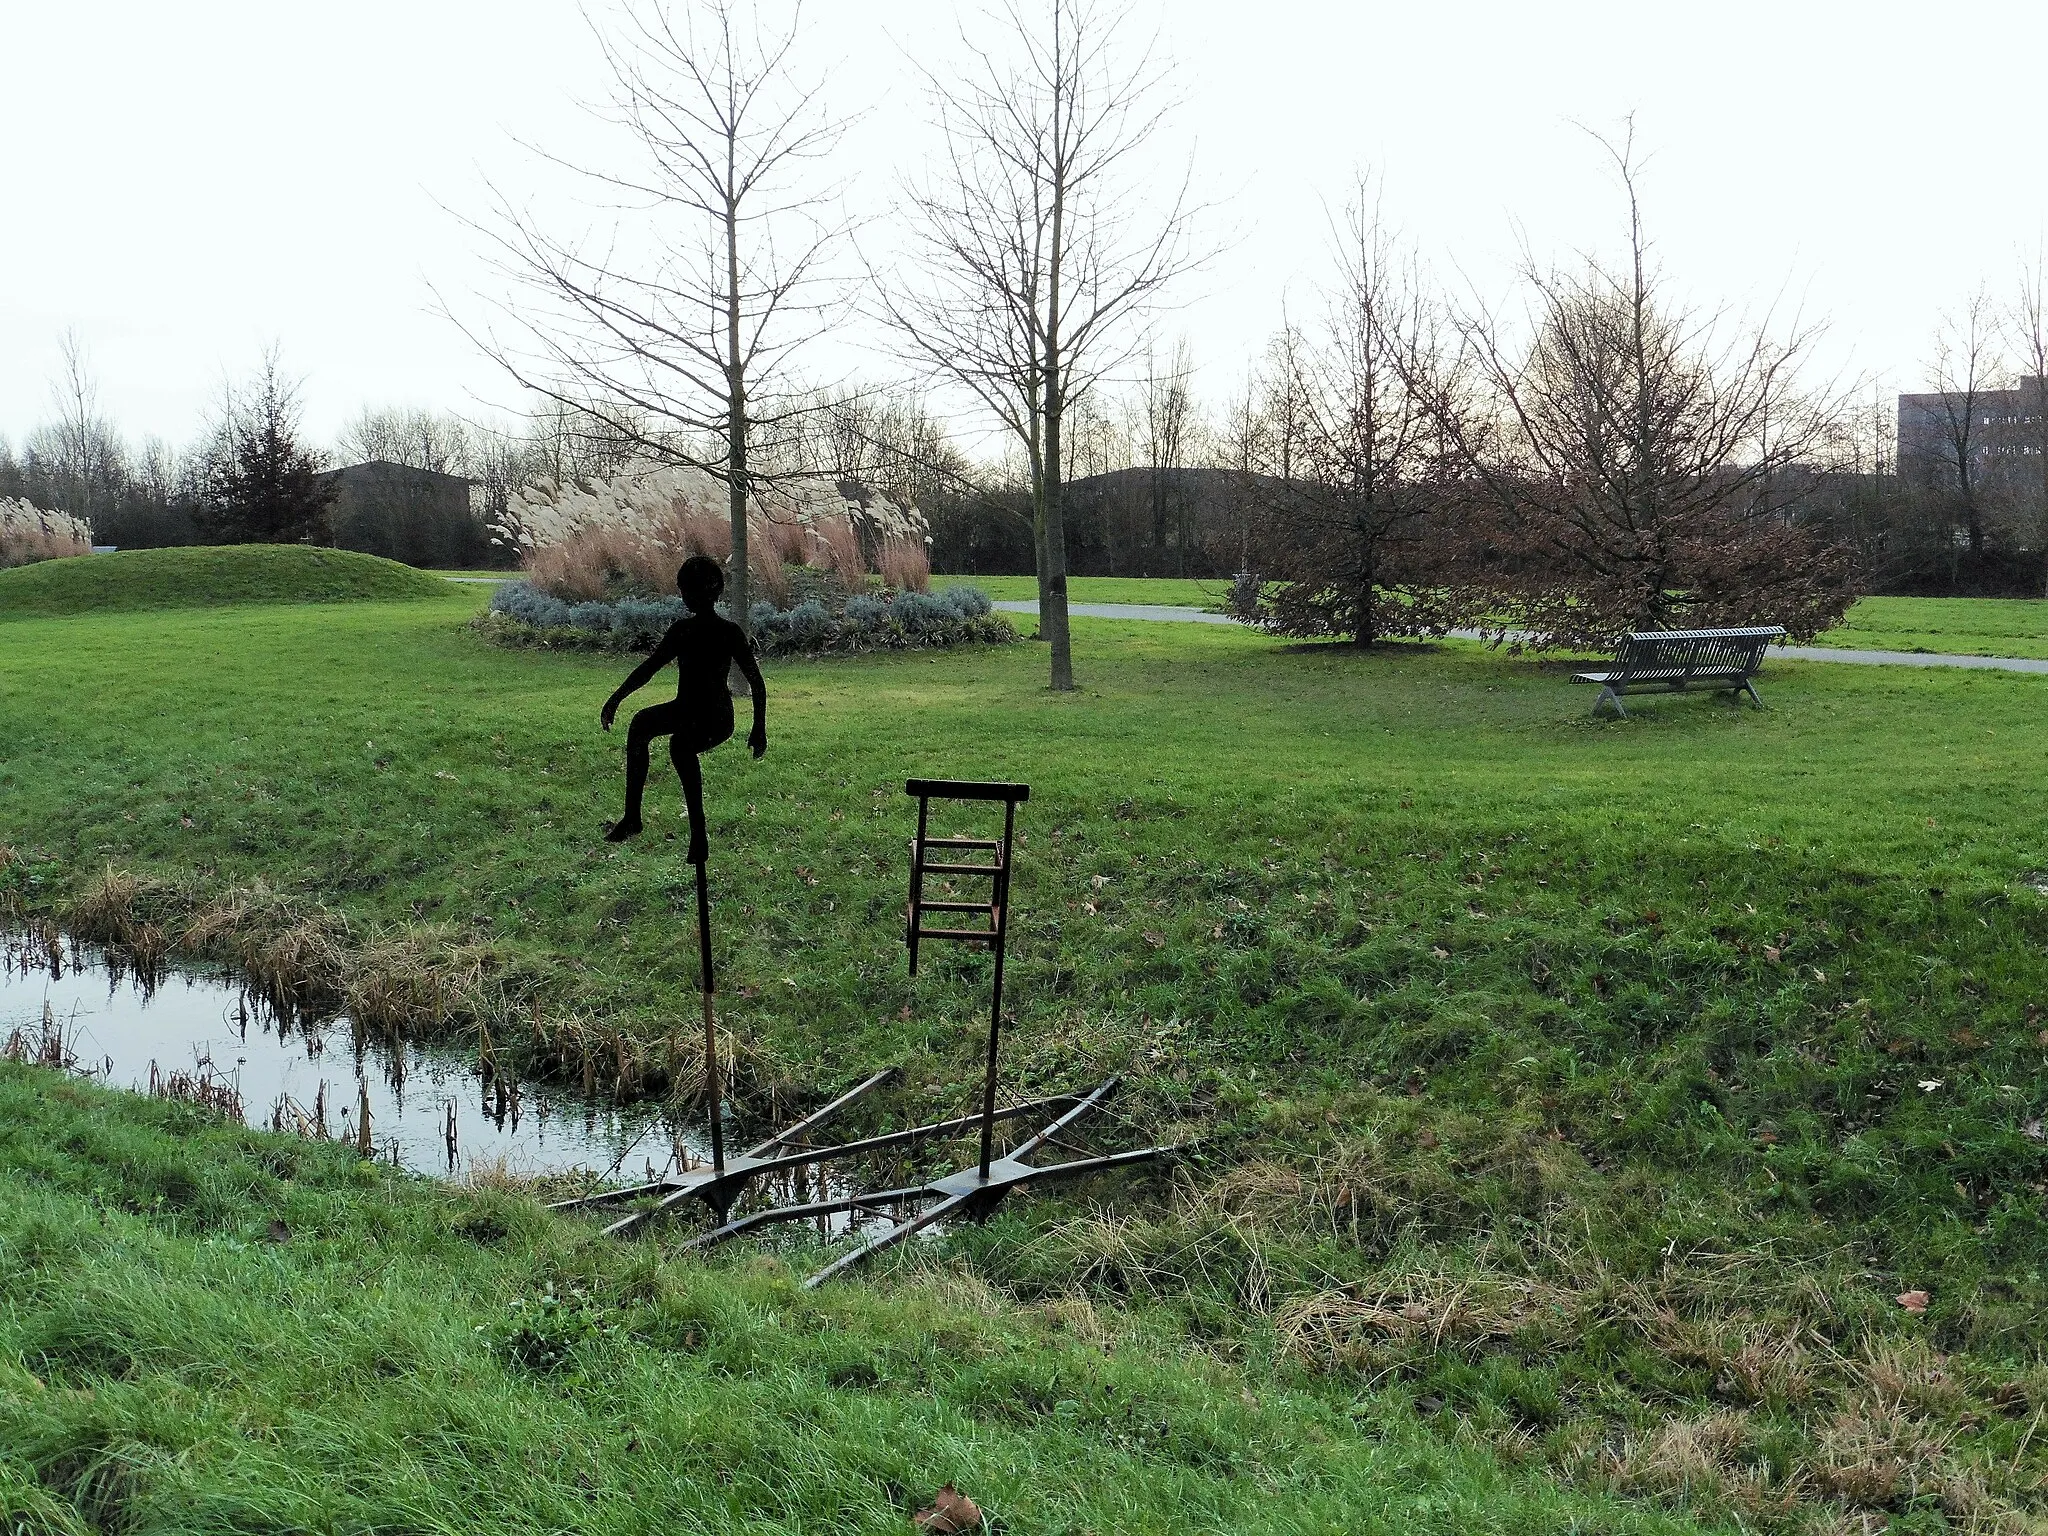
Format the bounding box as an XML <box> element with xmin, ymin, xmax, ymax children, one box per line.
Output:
<box><xmin>0</xmin><ymin>930</ymin><xmax>698</xmax><ymax>1182</ymax></box>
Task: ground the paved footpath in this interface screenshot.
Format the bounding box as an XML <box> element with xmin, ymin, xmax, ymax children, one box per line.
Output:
<box><xmin>991</xmin><ymin>598</ymin><xmax>2048</xmax><ymax>674</ymax></box>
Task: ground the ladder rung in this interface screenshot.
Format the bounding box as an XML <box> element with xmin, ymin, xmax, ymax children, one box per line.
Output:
<box><xmin>916</xmin><ymin>928</ymin><xmax>997</xmax><ymax>942</ymax></box>
<box><xmin>922</xmin><ymin>837</ymin><xmax>1003</xmax><ymax>850</ymax></box>
<box><xmin>918</xmin><ymin>900</ymin><xmax>996</xmax><ymax>914</ymax></box>
<box><xmin>919</xmin><ymin>861</ymin><xmax>1002</xmax><ymax>876</ymax></box>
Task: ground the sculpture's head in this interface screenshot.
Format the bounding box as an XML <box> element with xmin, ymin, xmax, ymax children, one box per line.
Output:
<box><xmin>677</xmin><ymin>555</ymin><xmax>725</xmax><ymax>614</ymax></box>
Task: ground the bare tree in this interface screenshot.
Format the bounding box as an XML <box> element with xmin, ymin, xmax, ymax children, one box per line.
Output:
<box><xmin>2008</xmin><ymin>253</ymin><xmax>2048</xmax><ymax>594</ymax></box>
<box><xmin>1424</xmin><ymin>127</ymin><xmax>1855</xmax><ymax>646</ymax></box>
<box><xmin>1924</xmin><ymin>286</ymin><xmax>2004</xmax><ymax>562</ymax></box>
<box><xmin>1139</xmin><ymin>336</ymin><xmax>1194</xmax><ymax>570</ymax></box>
<box><xmin>459</xmin><ymin>0</ymin><xmax>851</xmax><ymax>632</ymax></box>
<box><xmin>338</xmin><ymin>407</ymin><xmax>475</xmax><ymax>475</ymax></box>
<box><xmin>782</xmin><ymin>385</ymin><xmax>980</xmax><ymax>522</ymax></box>
<box><xmin>1231</xmin><ymin>182</ymin><xmax>1477</xmax><ymax>645</ymax></box>
<box><xmin>29</xmin><ymin>331</ymin><xmax>126</xmax><ymax>524</ymax></box>
<box><xmin>879</xmin><ymin>0</ymin><xmax>1198</xmax><ymax>690</ymax></box>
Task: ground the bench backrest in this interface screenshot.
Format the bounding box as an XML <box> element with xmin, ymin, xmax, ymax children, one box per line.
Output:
<box><xmin>1611</xmin><ymin>626</ymin><xmax>1786</xmax><ymax>681</ymax></box>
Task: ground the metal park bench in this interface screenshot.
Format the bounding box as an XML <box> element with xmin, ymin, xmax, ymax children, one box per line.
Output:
<box><xmin>1573</xmin><ymin>626</ymin><xmax>1787</xmax><ymax>718</ymax></box>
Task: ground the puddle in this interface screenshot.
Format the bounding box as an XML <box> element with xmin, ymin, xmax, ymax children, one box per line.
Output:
<box><xmin>0</xmin><ymin>933</ymin><xmax>1002</xmax><ymax>1250</ymax></box>
<box><xmin>0</xmin><ymin>932</ymin><xmax>695</xmax><ymax>1183</ymax></box>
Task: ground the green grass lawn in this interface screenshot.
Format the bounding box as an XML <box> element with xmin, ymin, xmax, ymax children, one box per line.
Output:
<box><xmin>1805</xmin><ymin>595</ymin><xmax>2048</xmax><ymax>658</ymax></box>
<box><xmin>936</xmin><ymin>574</ymin><xmax>1228</xmax><ymax>609</ymax></box>
<box><xmin>3</xmin><ymin>578</ymin><xmax>2047</xmax><ymax>1531</ymax></box>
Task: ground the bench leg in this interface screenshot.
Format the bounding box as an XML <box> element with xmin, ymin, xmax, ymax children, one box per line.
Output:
<box><xmin>1592</xmin><ymin>685</ymin><xmax>1627</xmax><ymax>720</ymax></box>
<box><xmin>1742</xmin><ymin>680</ymin><xmax>1764</xmax><ymax>710</ymax></box>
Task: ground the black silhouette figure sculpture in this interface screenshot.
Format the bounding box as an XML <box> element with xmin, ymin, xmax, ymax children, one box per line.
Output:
<box><xmin>600</xmin><ymin>556</ymin><xmax>766</xmax><ymax>861</ymax></box>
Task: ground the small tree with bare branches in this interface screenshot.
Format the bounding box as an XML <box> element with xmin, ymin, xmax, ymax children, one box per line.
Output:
<box><xmin>1918</xmin><ymin>287</ymin><xmax>2006</xmax><ymax>567</ymax></box>
<box><xmin>1230</xmin><ymin>182</ymin><xmax>1482</xmax><ymax>646</ymax></box>
<box><xmin>1423</xmin><ymin>130</ymin><xmax>1856</xmax><ymax>648</ymax></box>
<box><xmin>459</xmin><ymin>0</ymin><xmax>850</xmax><ymax>633</ymax></box>
<box><xmin>1139</xmin><ymin>337</ymin><xmax>1196</xmax><ymax>571</ymax></box>
<box><xmin>2007</xmin><ymin>255</ymin><xmax>2048</xmax><ymax>595</ymax></box>
<box><xmin>878</xmin><ymin>0</ymin><xmax>1198</xmax><ymax>690</ymax></box>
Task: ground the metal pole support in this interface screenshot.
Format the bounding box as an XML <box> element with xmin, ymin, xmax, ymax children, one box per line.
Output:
<box><xmin>695</xmin><ymin>858</ymin><xmax>723</xmax><ymax>1172</ymax></box>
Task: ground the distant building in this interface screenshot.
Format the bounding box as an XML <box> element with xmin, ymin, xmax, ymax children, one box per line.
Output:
<box><xmin>1898</xmin><ymin>377</ymin><xmax>2048</xmax><ymax>490</ymax></box>
<box><xmin>318</xmin><ymin>460</ymin><xmax>491</xmax><ymax>568</ymax></box>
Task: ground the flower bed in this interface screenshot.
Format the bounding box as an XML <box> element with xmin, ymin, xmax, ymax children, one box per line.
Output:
<box><xmin>476</xmin><ymin>579</ymin><xmax>1015</xmax><ymax>657</ymax></box>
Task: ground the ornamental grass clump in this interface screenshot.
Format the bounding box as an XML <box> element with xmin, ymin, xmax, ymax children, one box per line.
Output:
<box><xmin>0</xmin><ymin>498</ymin><xmax>92</xmax><ymax>569</ymax></box>
<box><xmin>495</xmin><ymin>464</ymin><xmax>931</xmax><ymax>606</ymax></box>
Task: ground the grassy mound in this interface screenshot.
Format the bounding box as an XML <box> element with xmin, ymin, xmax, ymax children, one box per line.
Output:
<box><xmin>0</xmin><ymin>545</ymin><xmax>449</xmax><ymax>620</ymax></box>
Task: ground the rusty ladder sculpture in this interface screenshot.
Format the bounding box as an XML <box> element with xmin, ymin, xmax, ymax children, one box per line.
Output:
<box><xmin>552</xmin><ymin>847</ymin><xmax>1078</xmax><ymax>1237</ymax></box>
<box><xmin>560</xmin><ymin>780</ymin><xmax>1182</xmax><ymax>1273</ymax></box>
<box><xmin>675</xmin><ymin>779</ymin><xmax>1181</xmax><ymax>1288</ymax></box>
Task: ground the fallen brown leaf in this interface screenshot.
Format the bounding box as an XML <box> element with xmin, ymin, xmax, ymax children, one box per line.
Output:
<box><xmin>1142</xmin><ymin>931</ymin><xmax>1164</xmax><ymax>948</ymax></box>
<box><xmin>1415</xmin><ymin>1127</ymin><xmax>1439</xmax><ymax>1150</ymax></box>
<box><xmin>1896</xmin><ymin>1289</ymin><xmax>1930</xmax><ymax>1314</ymax></box>
<box><xmin>913</xmin><ymin>1484</ymin><xmax>983</xmax><ymax>1533</ymax></box>
<box><xmin>1763</xmin><ymin>945</ymin><xmax>1782</xmax><ymax>963</ymax></box>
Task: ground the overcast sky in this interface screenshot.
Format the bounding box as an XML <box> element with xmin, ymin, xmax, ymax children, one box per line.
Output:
<box><xmin>5</xmin><ymin>0</ymin><xmax>2045</xmax><ymax>454</ymax></box>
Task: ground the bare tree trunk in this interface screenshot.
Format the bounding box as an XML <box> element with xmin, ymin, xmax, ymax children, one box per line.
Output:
<box><xmin>725</xmin><ymin>176</ymin><xmax>751</xmax><ymax>637</ymax></box>
<box><xmin>1040</xmin><ymin>46</ymin><xmax>1075</xmax><ymax>694</ymax></box>
<box><xmin>1355</xmin><ymin>539</ymin><xmax>1376</xmax><ymax>647</ymax></box>
<box><xmin>878</xmin><ymin>0</ymin><xmax>1194</xmax><ymax>694</ymax></box>
<box><xmin>1043</xmin><ymin>332</ymin><xmax>1074</xmax><ymax>690</ymax></box>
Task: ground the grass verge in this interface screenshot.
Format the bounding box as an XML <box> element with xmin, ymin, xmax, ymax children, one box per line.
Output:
<box><xmin>1804</xmin><ymin>595</ymin><xmax>2048</xmax><ymax>659</ymax></box>
<box><xmin>0</xmin><ymin>1063</ymin><xmax>1710</xmax><ymax>1534</ymax></box>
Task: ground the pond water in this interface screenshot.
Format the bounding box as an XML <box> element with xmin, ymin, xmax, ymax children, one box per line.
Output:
<box><xmin>0</xmin><ymin>931</ymin><xmax>693</xmax><ymax>1183</ymax></box>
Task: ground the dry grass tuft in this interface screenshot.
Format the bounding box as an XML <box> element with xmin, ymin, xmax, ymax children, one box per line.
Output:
<box><xmin>69</xmin><ymin>865</ymin><xmax>149</xmax><ymax>946</ymax></box>
<box><xmin>807</xmin><ymin>513</ymin><xmax>865</xmax><ymax>584</ymax></box>
<box><xmin>1814</xmin><ymin>1388</ymin><xmax>1958</xmax><ymax>1510</ymax></box>
<box><xmin>1035</xmin><ymin>1211</ymin><xmax>1172</xmax><ymax>1301</ymax></box>
<box><xmin>897</xmin><ymin>1262</ymin><xmax>1009</xmax><ymax>1320</ymax></box>
<box><xmin>1598</xmin><ymin>1410</ymin><xmax>1795</xmax><ymax>1519</ymax></box>
<box><xmin>3</xmin><ymin>1002</ymin><xmax>79</xmax><ymax>1072</ymax></box>
<box><xmin>525</xmin><ymin>500</ymin><xmax>731</xmax><ymax>602</ymax></box>
<box><xmin>458</xmin><ymin>1152</ymin><xmax>558</xmax><ymax>1194</ymax></box>
<box><xmin>1036</xmin><ymin>1292</ymin><xmax>1118</xmax><ymax>1351</ymax></box>
<box><xmin>876</xmin><ymin>536</ymin><xmax>930</xmax><ymax>592</ymax></box>
<box><xmin>1276</xmin><ymin>1271</ymin><xmax>1582</xmax><ymax>1370</ymax></box>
